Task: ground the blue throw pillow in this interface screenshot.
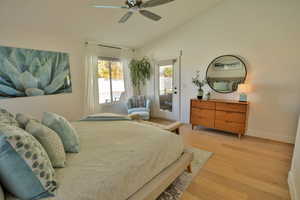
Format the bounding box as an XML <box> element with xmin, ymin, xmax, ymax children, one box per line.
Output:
<box><xmin>42</xmin><ymin>112</ymin><xmax>80</xmax><ymax>153</ymax></box>
<box><xmin>0</xmin><ymin>124</ymin><xmax>57</xmax><ymax>200</ymax></box>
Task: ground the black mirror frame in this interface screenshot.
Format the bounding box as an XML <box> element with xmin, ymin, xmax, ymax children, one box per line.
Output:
<box><xmin>206</xmin><ymin>55</ymin><xmax>247</xmax><ymax>94</ymax></box>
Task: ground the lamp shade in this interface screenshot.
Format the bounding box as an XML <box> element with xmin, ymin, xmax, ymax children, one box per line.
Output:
<box><xmin>238</xmin><ymin>84</ymin><xmax>250</xmax><ymax>93</ymax></box>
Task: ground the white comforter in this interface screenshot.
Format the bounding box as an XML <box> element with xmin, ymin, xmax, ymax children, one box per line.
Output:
<box><xmin>9</xmin><ymin>121</ymin><xmax>184</xmax><ymax>200</ymax></box>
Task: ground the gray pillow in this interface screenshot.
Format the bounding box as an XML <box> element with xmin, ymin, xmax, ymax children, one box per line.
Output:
<box><xmin>16</xmin><ymin>113</ymin><xmax>39</xmax><ymax>129</ymax></box>
<box><xmin>0</xmin><ymin>108</ymin><xmax>19</xmax><ymax>127</ymax></box>
<box><xmin>26</xmin><ymin>120</ymin><xmax>66</xmax><ymax>168</ymax></box>
<box><xmin>0</xmin><ymin>124</ymin><xmax>57</xmax><ymax>200</ymax></box>
<box><xmin>42</xmin><ymin>112</ymin><xmax>80</xmax><ymax>153</ymax></box>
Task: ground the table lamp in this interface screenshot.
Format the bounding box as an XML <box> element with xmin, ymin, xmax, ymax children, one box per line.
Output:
<box><xmin>238</xmin><ymin>84</ymin><xmax>249</xmax><ymax>102</ymax></box>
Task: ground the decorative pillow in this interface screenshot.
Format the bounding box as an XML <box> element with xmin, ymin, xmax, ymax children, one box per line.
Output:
<box><xmin>26</xmin><ymin>120</ymin><xmax>66</xmax><ymax>168</ymax></box>
<box><xmin>0</xmin><ymin>124</ymin><xmax>57</xmax><ymax>200</ymax></box>
<box><xmin>0</xmin><ymin>108</ymin><xmax>19</xmax><ymax>127</ymax></box>
<box><xmin>16</xmin><ymin>113</ymin><xmax>39</xmax><ymax>129</ymax></box>
<box><xmin>128</xmin><ymin>96</ymin><xmax>146</xmax><ymax>109</ymax></box>
<box><xmin>42</xmin><ymin>112</ymin><xmax>80</xmax><ymax>153</ymax></box>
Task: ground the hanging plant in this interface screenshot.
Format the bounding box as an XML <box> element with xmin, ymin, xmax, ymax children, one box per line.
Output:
<box><xmin>129</xmin><ymin>57</ymin><xmax>151</xmax><ymax>95</ymax></box>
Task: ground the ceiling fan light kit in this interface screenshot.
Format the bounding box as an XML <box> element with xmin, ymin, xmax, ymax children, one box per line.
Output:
<box><xmin>92</xmin><ymin>0</ymin><xmax>175</xmax><ymax>23</ymax></box>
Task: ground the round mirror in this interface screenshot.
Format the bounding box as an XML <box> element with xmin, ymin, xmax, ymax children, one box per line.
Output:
<box><xmin>206</xmin><ymin>55</ymin><xmax>247</xmax><ymax>93</ymax></box>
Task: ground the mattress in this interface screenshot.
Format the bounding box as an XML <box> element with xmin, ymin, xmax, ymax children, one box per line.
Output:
<box><xmin>8</xmin><ymin>121</ymin><xmax>184</xmax><ymax>200</ymax></box>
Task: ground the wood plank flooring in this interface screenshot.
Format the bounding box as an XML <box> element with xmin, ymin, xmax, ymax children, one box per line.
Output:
<box><xmin>151</xmin><ymin>119</ymin><xmax>294</xmax><ymax>200</ymax></box>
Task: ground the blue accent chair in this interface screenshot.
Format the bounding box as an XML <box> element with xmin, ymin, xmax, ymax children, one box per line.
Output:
<box><xmin>127</xmin><ymin>96</ymin><xmax>151</xmax><ymax>120</ymax></box>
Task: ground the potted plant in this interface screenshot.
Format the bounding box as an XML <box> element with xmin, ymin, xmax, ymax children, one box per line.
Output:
<box><xmin>192</xmin><ymin>71</ymin><xmax>207</xmax><ymax>99</ymax></box>
<box><xmin>129</xmin><ymin>57</ymin><xmax>151</xmax><ymax>95</ymax></box>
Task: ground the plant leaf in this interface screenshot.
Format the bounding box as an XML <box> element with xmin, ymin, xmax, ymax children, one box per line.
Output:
<box><xmin>53</xmin><ymin>53</ymin><xmax>69</xmax><ymax>79</ymax></box>
<box><xmin>0</xmin><ymin>77</ymin><xmax>12</xmax><ymax>87</ymax></box>
<box><xmin>44</xmin><ymin>70</ymin><xmax>69</xmax><ymax>94</ymax></box>
<box><xmin>36</xmin><ymin>59</ymin><xmax>52</xmax><ymax>89</ymax></box>
<box><xmin>24</xmin><ymin>50</ymin><xmax>39</xmax><ymax>67</ymax></box>
<box><xmin>0</xmin><ymin>84</ymin><xmax>24</xmax><ymax>96</ymax></box>
<box><xmin>9</xmin><ymin>49</ymin><xmax>26</xmax><ymax>72</ymax></box>
<box><xmin>1</xmin><ymin>59</ymin><xmax>24</xmax><ymax>91</ymax></box>
<box><xmin>129</xmin><ymin>57</ymin><xmax>151</xmax><ymax>95</ymax></box>
<box><xmin>0</xmin><ymin>46</ymin><xmax>10</xmax><ymax>58</ymax></box>
<box><xmin>20</xmin><ymin>71</ymin><xmax>38</xmax><ymax>89</ymax></box>
<box><xmin>25</xmin><ymin>88</ymin><xmax>45</xmax><ymax>96</ymax></box>
<box><xmin>28</xmin><ymin>57</ymin><xmax>42</xmax><ymax>75</ymax></box>
<box><xmin>55</xmin><ymin>87</ymin><xmax>72</xmax><ymax>94</ymax></box>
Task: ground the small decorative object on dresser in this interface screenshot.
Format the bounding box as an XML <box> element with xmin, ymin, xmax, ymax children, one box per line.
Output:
<box><xmin>238</xmin><ymin>84</ymin><xmax>250</xmax><ymax>102</ymax></box>
<box><xmin>192</xmin><ymin>71</ymin><xmax>207</xmax><ymax>99</ymax></box>
<box><xmin>190</xmin><ymin>99</ymin><xmax>249</xmax><ymax>138</ymax></box>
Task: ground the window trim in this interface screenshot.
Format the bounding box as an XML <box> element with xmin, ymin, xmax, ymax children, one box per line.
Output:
<box><xmin>97</xmin><ymin>57</ymin><xmax>124</xmax><ymax>105</ymax></box>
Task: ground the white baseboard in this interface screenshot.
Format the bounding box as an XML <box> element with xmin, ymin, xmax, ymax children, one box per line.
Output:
<box><xmin>246</xmin><ymin>129</ymin><xmax>295</xmax><ymax>144</ymax></box>
<box><xmin>288</xmin><ymin>170</ymin><xmax>298</xmax><ymax>200</ymax></box>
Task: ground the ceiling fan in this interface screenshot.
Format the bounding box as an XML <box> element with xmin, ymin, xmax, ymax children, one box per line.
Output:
<box><xmin>92</xmin><ymin>0</ymin><xmax>175</xmax><ymax>23</ymax></box>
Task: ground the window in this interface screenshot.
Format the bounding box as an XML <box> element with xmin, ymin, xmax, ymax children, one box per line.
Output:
<box><xmin>97</xmin><ymin>57</ymin><xmax>125</xmax><ymax>104</ymax></box>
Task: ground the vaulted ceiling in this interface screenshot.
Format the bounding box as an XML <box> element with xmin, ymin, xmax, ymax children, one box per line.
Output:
<box><xmin>0</xmin><ymin>0</ymin><xmax>223</xmax><ymax>48</ymax></box>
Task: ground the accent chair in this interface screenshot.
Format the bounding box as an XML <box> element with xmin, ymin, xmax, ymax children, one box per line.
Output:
<box><xmin>127</xmin><ymin>96</ymin><xmax>151</xmax><ymax>120</ymax></box>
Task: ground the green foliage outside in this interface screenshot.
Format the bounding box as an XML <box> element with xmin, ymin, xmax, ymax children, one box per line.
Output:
<box><xmin>163</xmin><ymin>67</ymin><xmax>173</xmax><ymax>77</ymax></box>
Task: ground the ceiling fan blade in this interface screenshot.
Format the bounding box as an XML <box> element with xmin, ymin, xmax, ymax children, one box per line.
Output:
<box><xmin>92</xmin><ymin>5</ymin><xmax>128</xmax><ymax>9</ymax></box>
<box><xmin>141</xmin><ymin>0</ymin><xmax>175</xmax><ymax>8</ymax></box>
<box><xmin>139</xmin><ymin>10</ymin><xmax>162</xmax><ymax>21</ymax></box>
<box><xmin>119</xmin><ymin>11</ymin><xmax>133</xmax><ymax>23</ymax></box>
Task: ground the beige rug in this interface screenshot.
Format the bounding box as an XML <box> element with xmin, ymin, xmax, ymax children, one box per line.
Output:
<box><xmin>157</xmin><ymin>147</ymin><xmax>213</xmax><ymax>200</ymax></box>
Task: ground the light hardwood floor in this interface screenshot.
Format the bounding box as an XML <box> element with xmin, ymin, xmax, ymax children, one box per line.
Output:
<box><xmin>151</xmin><ymin>119</ymin><xmax>294</xmax><ymax>200</ymax></box>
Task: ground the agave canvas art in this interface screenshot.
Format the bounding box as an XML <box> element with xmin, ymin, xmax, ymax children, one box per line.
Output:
<box><xmin>0</xmin><ymin>45</ymin><xmax>72</xmax><ymax>99</ymax></box>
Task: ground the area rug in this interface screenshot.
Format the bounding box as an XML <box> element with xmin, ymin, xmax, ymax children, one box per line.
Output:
<box><xmin>157</xmin><ymin>147</ymin><xmax>213</xmax><ymax>200</ymax></box>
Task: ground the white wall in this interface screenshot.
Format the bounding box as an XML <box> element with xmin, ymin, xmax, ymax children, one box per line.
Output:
<box><xmin>139</xmin><ymin>0</ymin><xmax>300</xmax><ymax>143</ymax></box>
<box><xmin>289</xmin><ymin>117</ymin><xmax>300</xmax><ymax>200</ymax></box>
<box><xmin>0</xmin><ymin>29</ymin><xmax>85</xmax><ymax>121</ymax></box>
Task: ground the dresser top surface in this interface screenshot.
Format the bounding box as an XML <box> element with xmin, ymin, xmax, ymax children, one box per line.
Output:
<box><xmin>191</xmin><ymin>99</ymin><xmax>249</xmax><ymax>105</ymax></box>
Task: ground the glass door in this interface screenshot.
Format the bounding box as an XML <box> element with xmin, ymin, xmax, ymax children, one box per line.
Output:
<box><xmin>154</xmin><ymin>59</ymin><xmax>180</xmax><ymax>121</ymax></box>
<box><xmin>159</xmin><ymin>64</ymin><xmax>174</xmax><ymax>112</ymax></box>
<box><xmin>97</xmin><ymin>57</ymin><xmax>125</xmax><ymax>104</ymax></box>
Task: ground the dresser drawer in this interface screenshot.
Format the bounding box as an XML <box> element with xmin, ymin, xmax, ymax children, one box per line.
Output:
<box><xmin>216</xmin><ymin>102</ymin><xmax>247</xmax><ymax>113</ymax></box>
<box><xmin>191</xmin><ymin>100</ymin><xmax>215</xmax><ymax>110</ymax></box>
<box><xmin>215</xmin><ymin>120</ymin><xmax>245</xmax><ymax>134</ymax></box>
<box><xmin>215</xmin><ymin>111</ymin><xmax>246</xmax><ymax>124</ymax></box>
<box><xmin>191</xmin><ymin>117</ymin><xmax>215</xmax><ymax>129</ymax></box>
<box><xmin>191</xmin><ymin>108</ymin><xmax>215</xmax><ymax>119</ymax></box>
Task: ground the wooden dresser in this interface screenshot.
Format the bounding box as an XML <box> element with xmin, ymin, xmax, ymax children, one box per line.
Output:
<box><xmin>190</xmin><ymin>99</ymin><xmax>249</xmax><ymax>138</ymax></box>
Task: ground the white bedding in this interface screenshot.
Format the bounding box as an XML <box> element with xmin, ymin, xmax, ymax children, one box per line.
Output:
<box><xmin>8</xmin><ymin>121</ymin><xmax>184</xmax><ymax>200</ymax></box>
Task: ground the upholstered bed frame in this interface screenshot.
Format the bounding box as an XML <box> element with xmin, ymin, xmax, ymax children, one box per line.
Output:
<box><xmin>128</xmin><ymin>151</ymin><xmax>193</xmax><ymax>200</ymax></box>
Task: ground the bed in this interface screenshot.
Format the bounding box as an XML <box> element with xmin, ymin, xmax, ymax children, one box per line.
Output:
<box><xmin>8</xmin><ymin>120</ymin><xmax>193</xmax><ymax>200</ymax></box>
